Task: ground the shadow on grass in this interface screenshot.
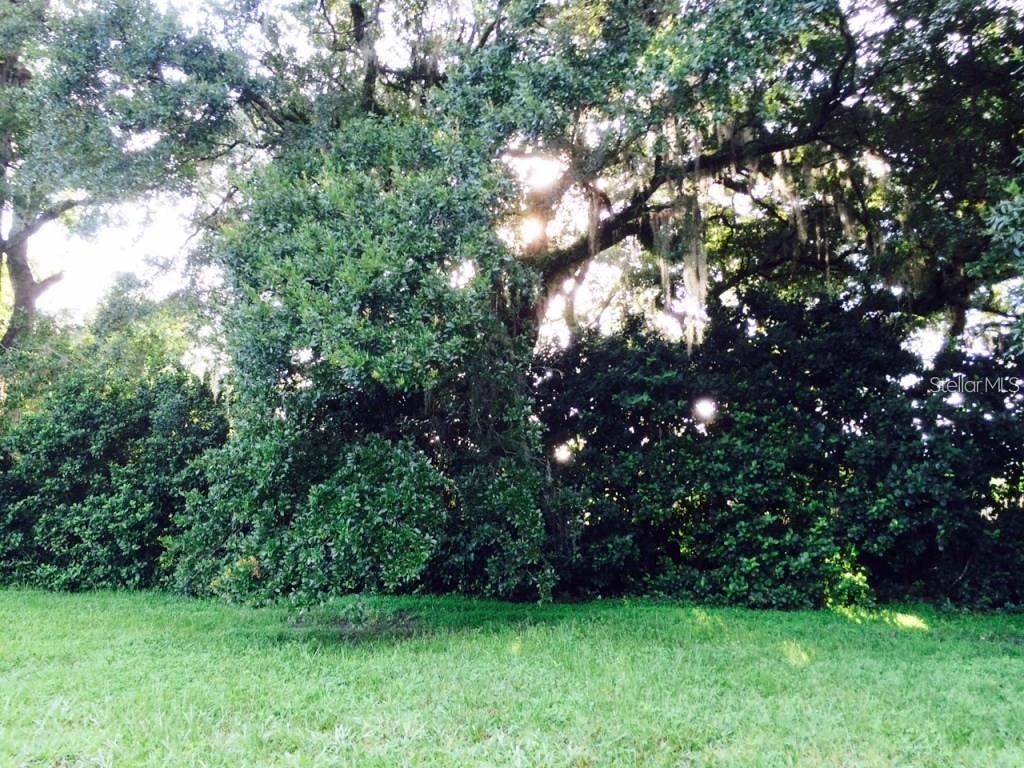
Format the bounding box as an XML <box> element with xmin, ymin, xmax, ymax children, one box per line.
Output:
<box><xmin>267</xmin><ymin>594</ymin><xmax>633</xmax><ymax>648</ymax></box>
<box><xmin>248</xmin><ymin>592</ymin><xmax>1024</xmax><ymax>657</ymax></box>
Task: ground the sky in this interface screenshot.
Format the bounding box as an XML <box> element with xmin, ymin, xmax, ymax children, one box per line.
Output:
<box><xmin>33</xmin><ymin>199</ymin><xmax>193</xmax><ymax>322</ymax></box>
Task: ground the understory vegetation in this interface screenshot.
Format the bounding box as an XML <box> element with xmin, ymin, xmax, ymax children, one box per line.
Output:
<box><xmin>2</xmin><ymin>0</ymin><xmax>1023</xmax><ymax>610</ymax></box>
<box><xmin>2</xmin><ymin>284</ymin><xmax>1021</xmax><ymax>608</ymax></box>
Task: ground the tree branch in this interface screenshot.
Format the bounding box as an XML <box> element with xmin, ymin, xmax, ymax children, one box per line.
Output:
<box><xmin>536</xmin><ymin>117</ymin><xmax>844</xmax><ymax>286</ymax></box>
<box><xmin>536</xmin><ymin>155</ymin><xmax>665</xmax><ymax>283</ymax></box>
<box><xmin>34</xmin><ymin>270</ymin><xmax>63</xmax><ymax>295</ymax></box>
<box><xmin>1</xmin><ymin>199</ymin><xmax>78</xmax><ymax>252</ymax></box>
<box><xmin>531</xmin><ymin>5</ymin><xmax>861</xmax><ymax>292</ymax></box>
<box><xmin>472</xmin><ymin>1</ymin><xmax>507</xmax><ymax>52</ymax></box>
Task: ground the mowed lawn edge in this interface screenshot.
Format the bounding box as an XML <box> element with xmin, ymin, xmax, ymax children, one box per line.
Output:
<box><xmin>1</xmin><ymin>589</ymin><xmax>1022</xmax><ymax>767</ymax></box>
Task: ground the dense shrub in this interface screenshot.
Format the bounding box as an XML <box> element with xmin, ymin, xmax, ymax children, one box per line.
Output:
<box><xmin>171</xmin><ymin>434</ymin><xmax>448</xmax><ymax>603</ymax></box>
<box><xmin>425</xmin><ymin>458</ymin><xmax>555</xmax><ymax>601</ymax></box>
<box><xmin>8</xmin><ymin>286</ymin><xmax>1018</xmax><ymax>609</ymax></box>
<box><xmin>167</xmin><ymin>414</ymin><xmax>555</xmax><ymax>603</ymax></box>
<box><xmin>536</xmin><ymin>293</ymin><xmax>1024</xmax><ymax>608</ymax></box>
<box><xmin>172</xmin><ymin>289</ymin><xmax>1023</xmax><ymax>608</ymax></box>
<box><xmin>0</xmin><ymin>368</ymin><xmax>226</xmax><ymax>589</ymax></box>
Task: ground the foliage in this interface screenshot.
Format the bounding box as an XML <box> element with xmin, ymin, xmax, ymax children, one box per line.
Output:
<box><xmin>172</xmin><ymin>117</ymin><xmax>549</xmax><ymax>601</ymax></box>
<box><xmin>0</xmin><ymin>367</ymin><xmax>225</xmax><ymax>589</ymax></box>
<box><xmin>4</xmin><ymin>0</ymin><xmax>1024</xmax><ymax>609</ymax></box>
<box><xmin>427</xmin><ymin>458</ymin><xmax>555</xmax><ymax>601</ymax></box>
<box><xmin>981</xmin><ymin>159</ymin><xmax>1024</xmax><ymax>353</ymax></box>
<box><xmin>0</xmin><ymin>283</ymin><xmax>226</xmax><ymax>589</ymax></box>
<box><xmin>1</xmin><ymin>0</ymin><xmax>255</xmax><ymax>347</ymax></box>
<box><xmin>2</xmin><ymin>0</ymin><xmax>248</xmax><ymax>204</ymax></box>
<box><xmin>178</xmin><ymin>0</ymin><xmax>1024</xmax><ymax>606</ymax></box>
<box><xmin>536</xmin><ymin>293</ymin><xmax>1024</xmax><ymax>607</ymax></box>
<box><xmin>184</xmin><ymin>435</ymin><xmax>449</xmax><ymax>603</ymax></box>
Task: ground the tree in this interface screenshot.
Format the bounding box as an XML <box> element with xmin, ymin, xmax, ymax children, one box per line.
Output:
<box><xmin>169</xmin><ymin>117</ymin><xmax>553</xmax><ymax>601</ymax></box>
<box><xmin>0</xmin><ymin>0</ymin><xmax>251</xmax><ymax>349</ymax></box>
<box><xmin>6</xmin><ymin>0</ymin><xmax>1018</xmax><ymax>352</ymax></box>
<box><xmin>188</xmin><ymin>0</ymin><xmax>1023</xmax><ymax>342</ymax></box>
<box><xmin>5</xmin><ymin>0</ymin><xmax>1016</xmax><ymax>603</ymax></box>
<box><xmin>174</xmin><ymin>0</ymin><xmax>1023</xmax><ymax>602</ymax></box>
<box><xmin>451</xmin><ymin>0</ymin><xmax>1022</xmax><ymax>338</ymax></box>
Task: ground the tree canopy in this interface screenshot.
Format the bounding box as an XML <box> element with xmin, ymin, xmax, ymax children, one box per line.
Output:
<box><xmin>0</xmin><ymin>0</ymin><xmax>253</xmax><ymax>347</ymax></box>
<box><xmin>1</xmin><ymin>0</ymin><xmax>1022</xmax><ymax>607</ymax></box>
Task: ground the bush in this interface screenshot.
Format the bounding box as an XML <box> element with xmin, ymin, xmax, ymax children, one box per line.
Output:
<box><xmin>171</xmin><ymin>435</ymin><xmax>448</xmax><ymax>604</ymax></box>
<box><xmin>0</xmin><ymin>369</ymin><xmax>227</xmax><ymax>589</ymax></box>
<box><xmin>536</xmin><ymin>293</ymin><xmax>1024</xmax><ymax>608</ymax></box>
<box><xmin>285</xmin><ymin>436</ymin><xmax>448</xmax><ymax>599</ymax></box>
<box><xmin>426</xmin><ymin>458</ymin><xmax>555</xmax><ymax>601</ymax></box>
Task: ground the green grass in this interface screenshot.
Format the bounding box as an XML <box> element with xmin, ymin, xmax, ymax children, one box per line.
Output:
<box><xmin>1</xmin><ymin>590</ymin><xmax>1022</xmax><ymax>767</ymax></box>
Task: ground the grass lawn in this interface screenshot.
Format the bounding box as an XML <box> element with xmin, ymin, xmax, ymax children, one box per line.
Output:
<box><xmin>1</xmin><ymin>590</ymin><xmax>1022</xmax><ymax>767</ymax></box>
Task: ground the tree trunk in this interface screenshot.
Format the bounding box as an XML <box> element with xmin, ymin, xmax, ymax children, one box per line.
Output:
<box><xmin>1</xmin><ymin>15</ymin><xmax>60</xmax><ymax>352</ymax></box>
<box><xmin>1</xmin><ymin>230</ymin><xmax>59</xmax><ymax>350</ymax></box>
<box><xmin>1</xmin><ymin>244</ymin><xmax>28</xmax><ymax>350</ymax></box>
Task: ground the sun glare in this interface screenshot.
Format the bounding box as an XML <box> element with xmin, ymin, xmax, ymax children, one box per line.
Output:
<box><xmin>33</xmin><ymin>197</ymin><xmax>193</xmax><ymax>321</ymax></box>
<box><xmin>450</xmin><ymin>260</ymin><xmax>477</xmax><ymax>289</ymax></box>
<box><xmin>694</xmin><ymin>398</ymin><xmax>717</xmax><ymax>421</ymax></box>
<box><xmin>892</xmin><ymin>613</ymin><xmax>929</xmax><ymax>631</ymax></box>
<box><xmin>520</xmin><ymin>216</ymin><xmax>546</xmax><ymax>246</ymax></box>
<box><xmin>504</xmin><ymin>154</ymin><xmax>565</xmax><ymax>191</ymax></box>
